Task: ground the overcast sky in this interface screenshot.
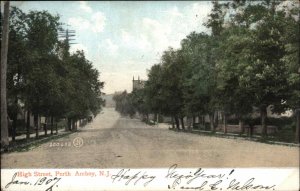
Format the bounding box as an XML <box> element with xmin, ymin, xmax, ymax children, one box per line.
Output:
<box><xmin>11</xmin><ymin>1</ymin><xmax>213</xmax><ymax>94</ymax></box>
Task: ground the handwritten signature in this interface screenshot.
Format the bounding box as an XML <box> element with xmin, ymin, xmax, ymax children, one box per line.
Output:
<box><xmin>111</xmin><ymin>169</ymin><xmax>156</xmax><ymax>187</ymax></box>
<box><xmin>166</xmin><ymin>164</ymin><xmax>228</xmax><ymax>187</ymax></box>
<box><xmin>166</xmin><ymin>164</ymin><xmax>276</xmax><ymax>190</ymax></box>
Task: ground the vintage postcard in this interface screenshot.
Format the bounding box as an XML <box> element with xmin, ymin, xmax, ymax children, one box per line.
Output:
<box><xmin>1</xmin><ymin>1</ymin><xmax>299</xmax><ymax>191</ymax></box>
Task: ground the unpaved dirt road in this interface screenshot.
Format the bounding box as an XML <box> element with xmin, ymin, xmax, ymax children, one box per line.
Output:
<box><xmin>1</xmin><ymin>108</ymin><xmax>299</xmax><ymax>168</ymax></box>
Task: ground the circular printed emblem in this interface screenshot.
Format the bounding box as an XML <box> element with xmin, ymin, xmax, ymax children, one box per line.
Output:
<box><xmin>73</xmin><ymin>137</ymin><xmax>84</xmax><ymax>147</ymax></box>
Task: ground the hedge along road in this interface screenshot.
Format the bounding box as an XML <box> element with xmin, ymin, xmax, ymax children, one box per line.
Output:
<box><xmin>1</xmin><ymin>107</ymin><xmax>299</xmax><ymax>168</ymax></box>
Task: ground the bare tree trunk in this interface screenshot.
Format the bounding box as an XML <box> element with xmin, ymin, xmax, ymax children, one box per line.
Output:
<box><xmin>260</xmin><ymin>105</ymin><xmax>267</xmax><ymax>137</ymax></box>
<box><xmin>202</xmin><ymin>115</ymin><xmax>205</xmax><ymax>130</ymax></box>
<box><xmin>34</xmin><ymin>114</ymin><xmax>39</xmax><ymax>139</ymax></box>
<box><xmin>1</xmin><ymin>1</ymin><xmax>10</xmax><ymax>148</ymax></box>
<box><xmin>209</xmin><ymin>114</ymin><xmax>215</xmax><ymax>132</ymax></box>
<box><xmin>67</xmin><ymin>118</ymin><xmax>71</xmax><ymax>131</ymax></box>
<box><xmin>44</xmin><ymin>122</ymin><xmax>47</xmax><ymax>136</ymax></box>
<box><xmin>13</xmin><ymin>73</ymin><xmax>22</xmax><ymax>141</ymax></box>
<box><xmin>75</xmin><ymin>120</ymin><xmax>78</xmax><ymax>131</ymax></box>
<box><xmin>50</xmin><ymin>116</ymin><xmax>54</xmax><ymax>135</ymax></box>
<box><xmin>26</xmin><ymin>110</ymin><xmax>30</xmax><ymax>140</ymax></box>
<box><xmin>214</xmin><ymin>111</ymin><xmax>218</xmax><ymax>130</ymax></box>
<box><xmin>187</xmin><ymin>116</ymin><xmax>192</xmax><ymax>131</ymax></box>
<box><xmin>175</xmin><ymin>116</ymin><xmax>180</xmax><ymax>130</ymax></box>
<box><xmin>72</xmin><ymin>119</ymin><xmax>77</xmax><ymax>131</ymax></box>
<box><xmin>199</xmin><ymin>115</ymin><xmax>202</xmax><ymax>125</ymax></box>
<box><xmin>71</xmin><ymin>119</ymin><xmax>74</xmax><ymax>131</ymax></box>
<box><xmin>239</xmin><ymin>118</ymin><xmax>244</xmax><ymax>135</ymax></box>
<box><xmin>171</xmin><ymin>116</ymin><xmax>175</xmax><ymax>129</ymax></box>
<box><xmin>223</xmin><ymin>113</ymin><xmax>227</xmax><ymax>134</ymax></box>
<box><xmin>295</xmin><ymin>109</ymin><xmax>300</xmax><ymax>143</ymax></box>
<box><xmin>12</xmin><ymin>114</ymin><xmax>17</xmax><ymax>142</ymax></box>
<box><xmin>192</xmin><ymin>115</ymin><xmax>195</xmax><ymax>129</ymax></box>
<box><xmin>180</xmin><ymin>117</ymin><xmax>185</xmax><ymax>130</ymax></box>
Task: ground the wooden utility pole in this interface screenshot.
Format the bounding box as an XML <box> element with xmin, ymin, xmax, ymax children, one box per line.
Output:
<box><xmin>1</xmin><ymin>1</ymin><xmax>10</xmax><ymax>148</ymax></box>
<box><xmin>58</xmin><ymin>25</ymin><xmax>77</xmax><ymax>46</ymax></box>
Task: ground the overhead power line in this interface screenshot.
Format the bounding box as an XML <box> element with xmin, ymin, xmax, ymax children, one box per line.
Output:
<box><xmin>58</xmin><ymin>23</ymin><xmax>77</xmax><ymax>46</ymax></box>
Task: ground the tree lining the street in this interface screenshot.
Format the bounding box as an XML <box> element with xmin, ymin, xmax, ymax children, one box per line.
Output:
<box><xmin>1</xmin><ymin>6</ymin><xmax>104</xmax><ymax>146</ymax></box>
<box><xmin>114</xmin><ymin>0</ymin><xmax>299</xmax><ymax>143</ymax></box>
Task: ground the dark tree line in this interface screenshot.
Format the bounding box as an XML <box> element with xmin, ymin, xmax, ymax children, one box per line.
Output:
<box><xmin>113</xmin><ymin>0</ymin><xmax>299</xmax><ymax>143</ymax></box>
<box><xmin>1</xmin><ymin>6</ymin><xmax>104</xmax><ymax>146</ymax></box>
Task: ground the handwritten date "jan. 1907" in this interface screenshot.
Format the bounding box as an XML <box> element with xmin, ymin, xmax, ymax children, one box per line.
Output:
<box><xmin>5</xmin><ymin>172</ymin><xmax>61</xmax><ymax>191</ymax></box>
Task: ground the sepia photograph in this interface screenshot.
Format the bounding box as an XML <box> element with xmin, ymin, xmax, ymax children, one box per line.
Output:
<box><xmin>1</xmin><ymin>1</ymin><xmax>299</xmax><ymax>190</ymax></box>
